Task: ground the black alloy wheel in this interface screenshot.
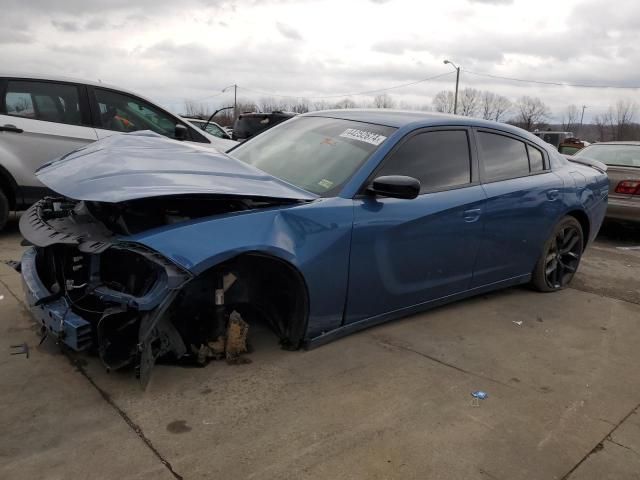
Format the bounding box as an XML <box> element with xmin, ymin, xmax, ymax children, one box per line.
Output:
<box><xmin>532</xmin><ymin>216</ymin><xmax>584</xmax><ymax>292</ymax></box>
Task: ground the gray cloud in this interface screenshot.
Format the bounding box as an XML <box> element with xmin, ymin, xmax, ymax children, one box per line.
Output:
<box><xmin>0</xmin><ymin>30</ymin><xmax>33</xmax><ymax>45</ymax></box>
<box><xmin>467</xmin><ymin>0</ymin><xmax>513</xmax><ymax>4</ymax></box>
<box><xmin>52</xmin><ymin>20</ymin><xmax>80</xmax><ymax>32</ymax></box>
<box><xmin>1</xmin><ymin>0</ymin><xmax>639</xmax><ymax>122</ymax></box>
<box><xmin>276</xmin><ymin>22</ymin><xmax>303</xmax><ymax>41</ymax></box>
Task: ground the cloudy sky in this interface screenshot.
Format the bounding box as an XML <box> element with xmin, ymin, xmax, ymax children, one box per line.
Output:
<box><xmin>2</xmin><ymin>0</ymin><xmax>639</xmax><ymax>122</ymax></box>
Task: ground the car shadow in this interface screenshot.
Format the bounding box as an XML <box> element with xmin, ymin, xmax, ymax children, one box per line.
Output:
<box><xmin>596</xmin><ymin>220</ymin><xmax>640</xmax><ymax>246</ymax></box>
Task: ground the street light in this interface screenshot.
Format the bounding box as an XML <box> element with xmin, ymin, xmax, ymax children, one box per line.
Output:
<box><xmin>222</xmin><ymin>84</ymin><xmax>238</xmax><ymax>121</ymax></box>
<box><xmin>443</xmin><ymin>59</ymin><xmax>460</xmax><ymax>115</ymax></box>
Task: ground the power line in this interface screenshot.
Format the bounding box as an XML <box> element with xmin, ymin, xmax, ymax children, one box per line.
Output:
<box><xmin>237</xmin><ymin>71</ymin><xmax>455</xmax><ymax>100</ymax></box>
<box><xmin>465</xmin><ymin>70</ymin><xmax>640</xmax><ymax>89</ymax></box>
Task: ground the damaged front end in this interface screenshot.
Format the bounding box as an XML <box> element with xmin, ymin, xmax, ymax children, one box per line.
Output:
<box><xmin>20</xmin><ymin>196</ymin><xmax>261</xmax><ymax>387</ymax></box>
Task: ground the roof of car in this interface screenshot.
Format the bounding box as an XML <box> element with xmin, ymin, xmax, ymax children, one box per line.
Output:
<box><xmin>0</xmin><ymin>71</ymin><xmax>154</xmax><ymax>105</ymax></box>
<box><xmin>305</xmin><ymin>109</ymin><xmax>539</xmax><ymax>139</ymax></box>
<box><xmin>587</xmin><ymin>141</ymin><xmax>640</xmax><ymax>146</ymax></box>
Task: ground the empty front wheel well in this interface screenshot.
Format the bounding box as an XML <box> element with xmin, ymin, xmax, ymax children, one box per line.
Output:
<box><xmin>190</xmin><ymin>252</ymin><xmax>310</xmax><ymax>349</ymax></box>
<box><xmin>566</xmin><ymin>210</ymin><xmax>590</xmax><ymax>248</ymax></box>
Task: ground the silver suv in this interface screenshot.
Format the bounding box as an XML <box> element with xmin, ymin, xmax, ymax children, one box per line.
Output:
<box><xmin>0</xmin><ymin>73</ymin><xmax>233</xmax><ymax>230</ymax></box>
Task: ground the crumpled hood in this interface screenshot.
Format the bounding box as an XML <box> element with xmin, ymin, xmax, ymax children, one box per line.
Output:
<box><xmin>36</xmin><ymin>131</ymin><xmax>317</xmax><ymax>203</ymax></box>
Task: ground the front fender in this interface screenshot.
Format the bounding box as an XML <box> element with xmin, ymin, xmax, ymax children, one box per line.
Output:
<box><xmin>126</xmin><ymin>197</ymin><xmax>355</xmax><ymax>336</ymax></box>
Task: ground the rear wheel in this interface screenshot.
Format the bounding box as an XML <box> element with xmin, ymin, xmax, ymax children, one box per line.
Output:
<box><xmin>0</xmin><ymin>189</ymin><xmax>9</xmax><ymax>232</ymax></box>
<box><xmin>531</xmin><ymin>216</ymin><xmax>583</xmax><ymax>292</ymax></box>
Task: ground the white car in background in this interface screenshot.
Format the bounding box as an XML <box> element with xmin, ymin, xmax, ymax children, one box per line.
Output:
<box><xmin>0</xmin><ymin>73</ymin><xmax>234</xmax><ymax>230</ymax></box>
<box><xmin>182</xmin><ymin>117</ymin><xmax>238</xmax><ymax>151</ymax></box>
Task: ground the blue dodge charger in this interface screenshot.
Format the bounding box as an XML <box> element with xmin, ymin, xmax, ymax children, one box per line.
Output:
<box><xmin>19</xmin><ymin>110</ymin><xmax>608</xmax><ymax>384</ymax></box>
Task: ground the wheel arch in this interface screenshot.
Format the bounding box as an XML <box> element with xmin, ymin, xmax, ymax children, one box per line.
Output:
<box><xmin>0</xmin><ymin>164</ymin><xmax>18</xmax><ymax>209</ymax></box>
<box><xmin>195</xmin><ymin>250</ymin><xmax>311</xmax><ymax>348</ymax></box>
<box><xmin>565</xmin><ymin>209</ymin><xmax>590</xmax><ymax>249</ymax></box>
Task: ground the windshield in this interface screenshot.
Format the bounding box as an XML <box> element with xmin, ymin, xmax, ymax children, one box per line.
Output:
<box><xmin>575</xmin><ymin>144</ymin><xmax>640</xmax><ymax>167</ymax></box>
<box><xmin>559</xmin><ymin>145</ymin><xmax>580</xmax><ymax>155</ymax></box>
<box><xmin>230</xmin><ymin>116</ymin><xmax>396</xmax><ymax>195</ymax></box>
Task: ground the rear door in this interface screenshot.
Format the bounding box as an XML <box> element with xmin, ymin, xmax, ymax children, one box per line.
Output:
<box><xmin>345</xmin><ymin>128</ymin><xmax>486</xmax><ymax>323</ymax></box>
<box><xmin>471</xmin><ymin>129</ymin><xmax>564</xmax><ymax>287</ymax></box>
<box><xmin>0</xmin><ymin>79</ymin><xmax>97</xmax><ymax>193</ymax></box>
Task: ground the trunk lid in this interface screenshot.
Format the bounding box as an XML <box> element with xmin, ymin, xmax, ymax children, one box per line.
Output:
<box><xmin>606</xmin><ymin>165</ymin><xmax>640</xmax><ymax>199</ymax></box>
<box><xmin>36</xmin><ymin>131</ymin><xmax>317</xmax><ymax>203</ymax></box>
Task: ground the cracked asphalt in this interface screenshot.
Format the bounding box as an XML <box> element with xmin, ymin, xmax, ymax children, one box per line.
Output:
<box><xmin>1</xmin><ymin>214</ymin><xmax>639</xmax><ymax>480</ymax></box>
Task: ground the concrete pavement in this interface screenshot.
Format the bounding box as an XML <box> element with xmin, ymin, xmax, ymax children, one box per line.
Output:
<box><xmin>1</xmin><ymin>217</ymin><xmax>639</xmax><ymax>480</ymax></box>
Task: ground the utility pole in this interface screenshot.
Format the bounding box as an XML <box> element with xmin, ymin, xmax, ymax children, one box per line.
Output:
<box><xmin>233</xmin><ymin>84</ymin><xmax>237</xmax><ymax>121</ymax></box>
<box><xmin>443</xmin><ymin>60</ymin><xmax>460</xmax><ymax>115</ymax></box>
<box><xmin>222</xmin><ymin>84</ymin><xmax>238</xmax><ymax>122</ymax></box>
<box><xmin>579</xmin><ymin>105</ymin><xmax>587</xmax><ymax>136</ymax></box>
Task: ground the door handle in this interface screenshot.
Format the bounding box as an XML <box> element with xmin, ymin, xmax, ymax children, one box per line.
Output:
<box><xmin>463</xmin><ymin>208</ymin><xmax>482</xmax><ymax>222</ymax></box>
<box><xmin>546</xmin><ymin>189</ymin><xmax>560</xmax><ymax>201</ymax></box>
<box><xmin>0</xmin><ymin>124</ymin><xmax>24</xmax><ymax>133</ymax></box>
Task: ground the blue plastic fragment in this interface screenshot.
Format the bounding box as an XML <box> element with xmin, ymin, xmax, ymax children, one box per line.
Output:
<box><xmin>471</xmin><ymin>391</ymin><xmax>488</xmax><ymax>400</ymax></box>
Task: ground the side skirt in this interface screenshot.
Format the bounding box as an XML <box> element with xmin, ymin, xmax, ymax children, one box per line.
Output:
<box><xmin>305</xmin><ymin>273</ymin><xmax>531</xmax><ymax>349</ymax></box>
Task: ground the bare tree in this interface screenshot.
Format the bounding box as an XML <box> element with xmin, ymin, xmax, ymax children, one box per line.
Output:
<box><xmin>373</xmin><ymin>93</ymin><xmax>395</xmax><ymax>109</ymax></box>
<box><xmin>183</xmin><ymin>100</ymin><xmax>212</xmax><ymax>119</ymax></box>
<box><xmin>512</xmin><ymin>96</ymin><xmax>550</xmax><ymax>131</ymax></box>
<box><xmin>312</xmin><ymin>100</ymin><xmax>333</xmax><ymax>111</ymax></box>
<box><xmin>479</xmin><ymin>91</ymin><xmax>511</xmax><ymax>122</ymax></box>
<box><xmin>614</xmin><ymin>99</ymin><xmax>637</xmax><ymax>140</ymax></box>
<box><xmin>492</xmin><ymin>95</ymin><xmax>511</xmax><ymax>122</ymax></box>
<box><xmin>334</xmin><ymin>98</ymin><xmax>358</xmax><ymax>109</ymax></box>
<box><xmin>432</xmin><ymin>90</ymin><xmax>455</xmax><ymax>113</ymax></box>
<box><xmin>459</xmin><ymin>88</ymin><xmax>480</xmax><ymax>117</ymax></box>
<box><xmin>561</xmin><ymin>105</ymin><xmax>580</xmax><ymax>132</ymax></box>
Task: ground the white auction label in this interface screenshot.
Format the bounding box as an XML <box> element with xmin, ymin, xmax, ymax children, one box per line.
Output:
<box><xmin>339</xmin><ymin>128</ymin><xmax>387</xmax><ymax>146</ymax></box>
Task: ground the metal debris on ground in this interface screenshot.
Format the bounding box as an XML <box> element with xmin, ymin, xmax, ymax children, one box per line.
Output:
<box><xmin>512</xmin><ymin>320</ymin><xmax>523</xmax><ymax>327</ymax></box>
<box><xmin>471</xmin><ymin>391</ymin><xmax>488</xmax><ymax>400</ymax></box>
<box><xmin>0</xmin><ymin>295</ymin><xmax>4</xmax><ymax>301</ymax></box>
<box><xmin>10</xmin><ymin>343</ymin><xmax>29</xmax><ymax>358</ymax></box>
<box><xmin>225</xmin><ymin>310</ymin><xmax>250</xmax><ymax>364</ymax></box>
<box><xmin>3</xmin><ymin>260</ymin><xmax>21</xmax><ymax>272</ymax></box>
<box><xmin>190</xmin><ymin>310</ymin><xmax>251</xmax><ymax>365</ymax></box>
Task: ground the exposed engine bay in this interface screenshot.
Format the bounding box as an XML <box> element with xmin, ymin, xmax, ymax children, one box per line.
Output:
<box><xmin>20</xmin><ymin>195</ymin><xmax>307</xmax><ymax>387</ymax></box>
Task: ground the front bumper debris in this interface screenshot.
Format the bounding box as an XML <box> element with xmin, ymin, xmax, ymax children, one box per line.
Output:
<box><xmin>19</xmin><ymin>196</ymin><xmax>255</xmax><ymax>387</ymax></box>
<box><xmin>21</xmin><ymin>247</ymin><xmax>92</xmax><ymax>351</ymax></box>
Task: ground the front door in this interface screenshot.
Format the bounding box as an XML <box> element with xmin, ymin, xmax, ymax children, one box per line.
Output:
<box><xmin>345</xmin><ymin>128</ymin><xmax>486</xmax><ymax>324</ymax></box>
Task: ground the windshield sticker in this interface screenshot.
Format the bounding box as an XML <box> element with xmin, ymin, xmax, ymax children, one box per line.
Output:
<box><xmin>339</xmin><ymin>128</ymin><xmax>387</xmax><ymax>146</ymax></box>
<box><xmin>318</xmin><ymin>179</ymin><xmax>334</xmax><ymax>189</ymax></box>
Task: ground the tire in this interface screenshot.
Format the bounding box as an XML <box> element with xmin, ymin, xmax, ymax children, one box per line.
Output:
<box><xmin>531</xmin><ymin>216</ymin><xmax>584</xmax><ymax>292</ymax></box>
<box><xmin>0</xmin><ymin>188</ymin><xmax>9</xmax><ymax>232</ymax></box>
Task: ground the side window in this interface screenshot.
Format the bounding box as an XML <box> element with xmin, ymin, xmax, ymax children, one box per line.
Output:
<box><xmin>478</xmin><ymin>132</ymin><xmax>529</xmax><ymax>182</ymax></box>
<box><xmin>206</xmin><ymin>124</ymin><xmax>226</xmax><ymax>138</ymax></box>
<box><xmin>94</xmin><ymin>88</ymin><xmax>185</xmax><ymax>139</ymax></box>
<box><xmin>527</xmin><ymin>145</ymin><xmax>545</xmax><ymax>172</ymax></box>
<box><xmin>376</xmin><ymin>130</ymin><xmax>472</xmax><ymax>194</ymax></box>
<box><xmin>4</xmin><ymin>81</ymin><xmax>83</xmax><ymax>125</ymax></box>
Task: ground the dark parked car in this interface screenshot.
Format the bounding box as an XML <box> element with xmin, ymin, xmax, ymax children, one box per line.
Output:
<box><xmin>18</xmin><ymin>111</ymin><xmax>608</xmax><ymax>385</ymax></box>
<box><xmin>571</xmin><ymin>142</ymin><xmax>639</xmax><ymax>222</ymax></box>
<box><xmin>232</xmin><ymin>111</ymin><xmax>296</xmax><ymax>140</ymax></box>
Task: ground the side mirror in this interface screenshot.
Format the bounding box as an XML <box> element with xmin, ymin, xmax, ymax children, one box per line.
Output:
<box><xmin>367</xmin><ymin>175</ymin><xmax>420</xmax><ymax>199</ymax></box>
<box><xmin>174</xmin><ymin>124</ymin><xmax>189</xmax><ymax>141</ymax></box>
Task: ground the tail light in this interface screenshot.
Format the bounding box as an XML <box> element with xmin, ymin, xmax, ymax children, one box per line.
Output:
<box><xmin>615</xmin><ymin>180</ymin><xmax>640</xmax><ymax>195</ymax></box>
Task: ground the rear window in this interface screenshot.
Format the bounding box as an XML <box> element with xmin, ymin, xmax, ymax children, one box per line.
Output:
<box><xmin>574</xmin><ymin>144</ymin><xmax>640</xmax><ymax>167</ymax></box>
<box><xmin>478</xmin><ymin>132</ymin><xmax>530</xmax><ymax>181</ymax></box>
<box><xmin>4</xmin><ymin>80</ymin><xmax>83</xmax><ymax>125</ymax></box>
